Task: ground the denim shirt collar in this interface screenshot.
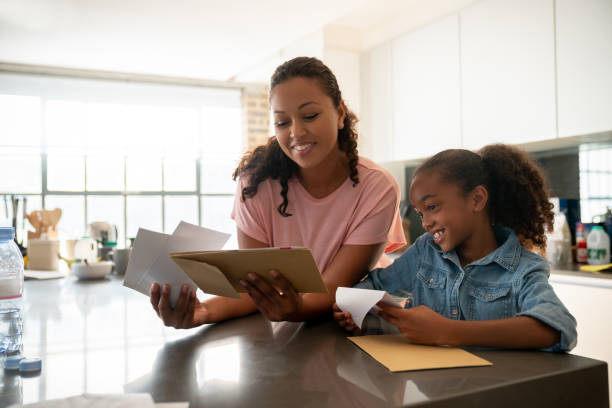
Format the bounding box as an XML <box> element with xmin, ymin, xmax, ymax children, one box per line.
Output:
<box><xmin>426</xmin><ymin>226</ymin><xmax>521</xmax><ymax>272</ymax></box>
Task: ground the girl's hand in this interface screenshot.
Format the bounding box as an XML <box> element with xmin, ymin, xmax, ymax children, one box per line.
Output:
<box><xmin>240</xmin><ymin>270</ymin><xmax>303</xmax><ymax>322</ymax></box>
<box><xmin>376</xmin><ymin>303</ymin><xmax>452</xmax><ymax>345</ymax></box>
<box><xmin>332</xmin><ymin>303</ymin><xmax>364</xmax><ymax>335</ymax></box>
<box><xmin>150</xmin><ymin>283</ymin><xmax>211</xmax><ymax>329</ymax></box>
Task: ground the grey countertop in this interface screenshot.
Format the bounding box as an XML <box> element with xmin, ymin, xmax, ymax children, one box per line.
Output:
<box><xmin>1</xmin><ymin>275</ymin><xmax>608</xmax><ymax>408</ymax></box>
<box><xmin>550</xmin><ymin>264</ymin><xmax>612</xmax><ymax>289</ymax></box>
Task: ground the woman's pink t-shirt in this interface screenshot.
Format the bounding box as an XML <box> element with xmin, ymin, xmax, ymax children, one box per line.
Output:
<box><xmin>231</xmin><ymin>157</ymin><xmax>406</xmax><ymax>274</ymax></box>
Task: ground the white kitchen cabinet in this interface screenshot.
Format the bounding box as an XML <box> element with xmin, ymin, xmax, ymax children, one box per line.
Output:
<box><xmin>391</xmin><ymin>14</ymin><xmax>461</xmax><ymax>161</ymax></box>
<box><xmin>556</xmin><ymin>0</ymin><xmax>612</xmax><ymax>138</ymax></box>
<box><xmin>460</xmin><ymin>0</ymin><xmax>557</xmax><ymax>150</ymax></box>
<box><xmin>360</xmin><ymin>43</ymin><xmax>394</xmax><ymax>163</ymax></box>
<box><xmin>550</xmin><ymin>278</ymin><xmax>612</xmax><ymax>400</ymax></box>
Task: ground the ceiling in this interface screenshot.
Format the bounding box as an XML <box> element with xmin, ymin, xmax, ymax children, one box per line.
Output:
<box><xmin>0</xmin><ymin>0</ymin><xmax>479</xmax><ymax>82</ymax></box>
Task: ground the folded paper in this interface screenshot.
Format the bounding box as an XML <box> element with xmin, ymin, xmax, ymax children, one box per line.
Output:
<box><xmin>123</xmin><ymin>221</ymin><xmax>230</xmax><ymax>306</ymax></box>
<box><xmin>336</xmin><ymin>287</ymin><xmax>403</xmax><ymax>329</ymax></box>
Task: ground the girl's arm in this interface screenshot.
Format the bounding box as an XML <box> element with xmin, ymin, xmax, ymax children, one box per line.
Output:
<box><xmin>377</xmin><ymin>304</ymin><xmax>560</xmax><ymax>349</ymax></box>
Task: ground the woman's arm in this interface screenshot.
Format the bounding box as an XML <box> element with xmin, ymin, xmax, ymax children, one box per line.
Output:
<box><xmin>240</xmin><ymin>228</ymin><xmax>388</xmax><ymax>322</ymax></box>
<box><xmin>149</xmin><ymin>229</ymin><xmax>265</xmax><ymax>328</ymax></box>
<box><xmin>152</xmin><ymin>228</ymin><xmax>388</xmax><ymax>326</ymax></box>
<box><xmin>376</xmin><ymin>304</ymin><xmax>560</xmax><ymax>349</ymax></box>
<box><xmin>191</xmin><ymin>230</ymin><xmax>267</xmax><ymax>323</ymax></box>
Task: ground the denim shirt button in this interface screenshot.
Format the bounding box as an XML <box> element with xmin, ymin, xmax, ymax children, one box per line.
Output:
<box><xmin>429</xmin><ymin>278</ymin><xmax>434</xmax><ymax>283</ymax></box>
<box><xmin>451</xmin><ymin>309</ymin><xmax>458</xmax><ymax>315</ymax></box>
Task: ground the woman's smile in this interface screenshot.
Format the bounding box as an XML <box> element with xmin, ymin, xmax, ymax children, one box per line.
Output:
<box><xmin>291</xmin><ymin>141</ymin><xmax>316</xmax><ymax>156</ymax></box>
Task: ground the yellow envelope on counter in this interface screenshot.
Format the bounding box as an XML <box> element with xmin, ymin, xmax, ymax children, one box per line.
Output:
<box><xmin>348</xmin><ymin>334</ymin><xmax>492</xmax><ymax>372</ymax></box>
<box><xmin>170</xmin><ymin>247</ymin><xmax>327</xmax><ymax>299</ymax></box>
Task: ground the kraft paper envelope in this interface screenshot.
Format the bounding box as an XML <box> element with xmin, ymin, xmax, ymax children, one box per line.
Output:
<box><xmin>348</xmin><ymin>334</ymin><xmax>492</xmax><ymax>372</ymax></box>
<box><xmin>170</xmin><ymin>247</ymin><xmax>328</xmax><ymax>298</ymax></box>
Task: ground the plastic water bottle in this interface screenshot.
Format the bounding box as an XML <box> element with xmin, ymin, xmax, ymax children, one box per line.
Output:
<box><xmin>0</xmin><ymin>227</ymin><xmax>24</xmax><ymax>355</ymax></box>
<box><xmin>587</xmin><ymin>226</ymin><xmax>611</xmax><ymax>266</ymax></box>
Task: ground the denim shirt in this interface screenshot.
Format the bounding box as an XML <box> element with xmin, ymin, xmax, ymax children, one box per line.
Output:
<box><xmin>355</xmin><ymin>226</ymin><xmax>577</xmax><ymax>352</ymax></box>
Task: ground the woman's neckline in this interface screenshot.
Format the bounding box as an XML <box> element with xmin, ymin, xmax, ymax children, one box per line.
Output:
<box><xmin>292</xmin><ymin>173</ymin><xmax>352</xmax><ymax>202</ymax></box>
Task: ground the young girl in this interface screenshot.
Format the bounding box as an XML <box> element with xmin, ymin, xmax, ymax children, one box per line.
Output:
<box><xmin>334</xmin><ymin>144</ymin><xmax>577</xmax><ymax>352</ymax></box>
<box><xmin>150</xmin><ymin>57</ymin><xmax>405</xmax><ymax>328</ymax></box>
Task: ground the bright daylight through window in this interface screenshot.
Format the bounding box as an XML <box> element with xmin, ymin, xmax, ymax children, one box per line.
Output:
<box><xmin>0</xmin><ymin>73</ymin><xmax>244</xmax><ymax>248</ymax></box>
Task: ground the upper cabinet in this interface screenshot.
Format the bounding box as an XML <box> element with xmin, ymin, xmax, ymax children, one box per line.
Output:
<box><xmin>556</xmin><ymin>0</ymin><xmax>612</xmax><ymax>137</ymax></box>
<box><xmin>460</xmin><ymin>0</ymin><xmax>557</xmax><ymax>150</ymax></box>
<box><xmin>360</xmin><ymin>43</ymin><xmax>394</xmax><ymax>163</ymax></box>
<box><xmin>392</xmin><ymin>15</ymin><xmax>462</xmax><ymax>161</ymax></box>
<box><xmin>359</xmin><ymin>0</ymin><xmax>612</xmax><ymax>165</ymax></box>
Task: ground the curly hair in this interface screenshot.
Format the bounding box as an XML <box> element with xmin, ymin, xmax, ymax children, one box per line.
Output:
<box><xmin>232</xmin><ymin>57</ymin><xmax>359</xmax><ymax>217</ymax></box>
<box><xmin>414</xmin><ymin>144</ymin><xmax>554</xmax><ymax>250</ymax></box>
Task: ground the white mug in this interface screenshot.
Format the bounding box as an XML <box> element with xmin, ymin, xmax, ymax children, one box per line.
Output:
<box><xmin>109</xmin><ymin>248</ymin><xmax>131</xmax><ymax>275</ymax></box>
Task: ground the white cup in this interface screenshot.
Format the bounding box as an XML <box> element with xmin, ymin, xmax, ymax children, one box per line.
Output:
<box><xmin>109</xmin><ymin>248</ymin><xmax>131</xmax><ymax>275</ymax></box>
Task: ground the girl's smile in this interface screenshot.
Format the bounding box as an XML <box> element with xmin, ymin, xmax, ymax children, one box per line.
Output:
<box><xmin>410</xmin><ymin>171</ymin><xmax>476</xmax><ymax>254</ymax></box>
<box><xmin>410</xmin><ymin>169</ymin><xmax>498</xmax><ymax>265</ymax></box>
<box><xmin>431</xmin><ymin>228</ymin><xmax>446</xmax><ymax>245</ymax></box>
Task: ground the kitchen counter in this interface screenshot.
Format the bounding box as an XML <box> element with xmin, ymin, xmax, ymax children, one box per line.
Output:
<box><xmin>550</xmin><ymin>265</ymin><xmax>612</xmax><ymax>289</ymax></box>
<box><xmin>0</xmin><ymin>276</ymin><xmax>608</xmax><ymax>408</ymax></box>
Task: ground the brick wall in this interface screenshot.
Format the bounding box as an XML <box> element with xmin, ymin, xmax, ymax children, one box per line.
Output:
<box><xmin>242</xmin><ymin>87</ymin><xmax>271</xmax><ymax>149</ymax></box>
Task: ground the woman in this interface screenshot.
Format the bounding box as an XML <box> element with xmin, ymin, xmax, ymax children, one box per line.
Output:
<box><xmin>150</xmin><ymin>57</ymin><xmax>405</xmax><ymax>327</ymax></box>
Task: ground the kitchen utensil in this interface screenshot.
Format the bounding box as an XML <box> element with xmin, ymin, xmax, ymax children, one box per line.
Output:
<box><xmin>11</xmin><ymin>195</ymin><xmax>17</xmax><ymax>232</ymax></box>
<box><xmin>26</xmin><ymin>208</ymin><xmax>61</xmax><ymax>240</ymax></box>
<box><xmin>22</xmin><ymin>197</ymin><xmax>26</xmax><ymax>242</ymax></box>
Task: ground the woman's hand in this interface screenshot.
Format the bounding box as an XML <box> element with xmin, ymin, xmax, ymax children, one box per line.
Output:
<box><xmin>150</xmin><ymin>283</ymin><xmax>211</xmax><ymax>329</ymax></box>
<box><xmin>332</xmin><ymin>303</ymin><xmax>364</xmax><ymax>336</ymax></box>
<box><xmin>376</xmin><ymin>303</ymin><xmax>452</xmax><ymax>345</ymax></box>
<box><xmin>240</xmin><ymin>270</ymin><xmax>303</xmax><ymax>322</ymax></box>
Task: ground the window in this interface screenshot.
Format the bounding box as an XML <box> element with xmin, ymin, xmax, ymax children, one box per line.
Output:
<box><xmin>0</xmin><ymin>73</ymin><xmax>244</xmax><ymax>247</ymax></box>
<box><xmin>580</xmin><ymin>146</ymin><xmax>612</xmax><ymax>222</ymax></box>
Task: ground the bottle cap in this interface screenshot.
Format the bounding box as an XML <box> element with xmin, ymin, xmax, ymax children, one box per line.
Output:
<box><xmin>4</xmin><ymin>355</ymin><xmax>25</xmax><ymax>370</ymax></box>
<box><xmin>19</xmin><ymin>357</ymin><xmax>42</xmax><ymax>372</ymax></box>
<box><xmin>0</xmin><ymin>227</ymin><xmax>15</xmax><ymax>242</ymax></box>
